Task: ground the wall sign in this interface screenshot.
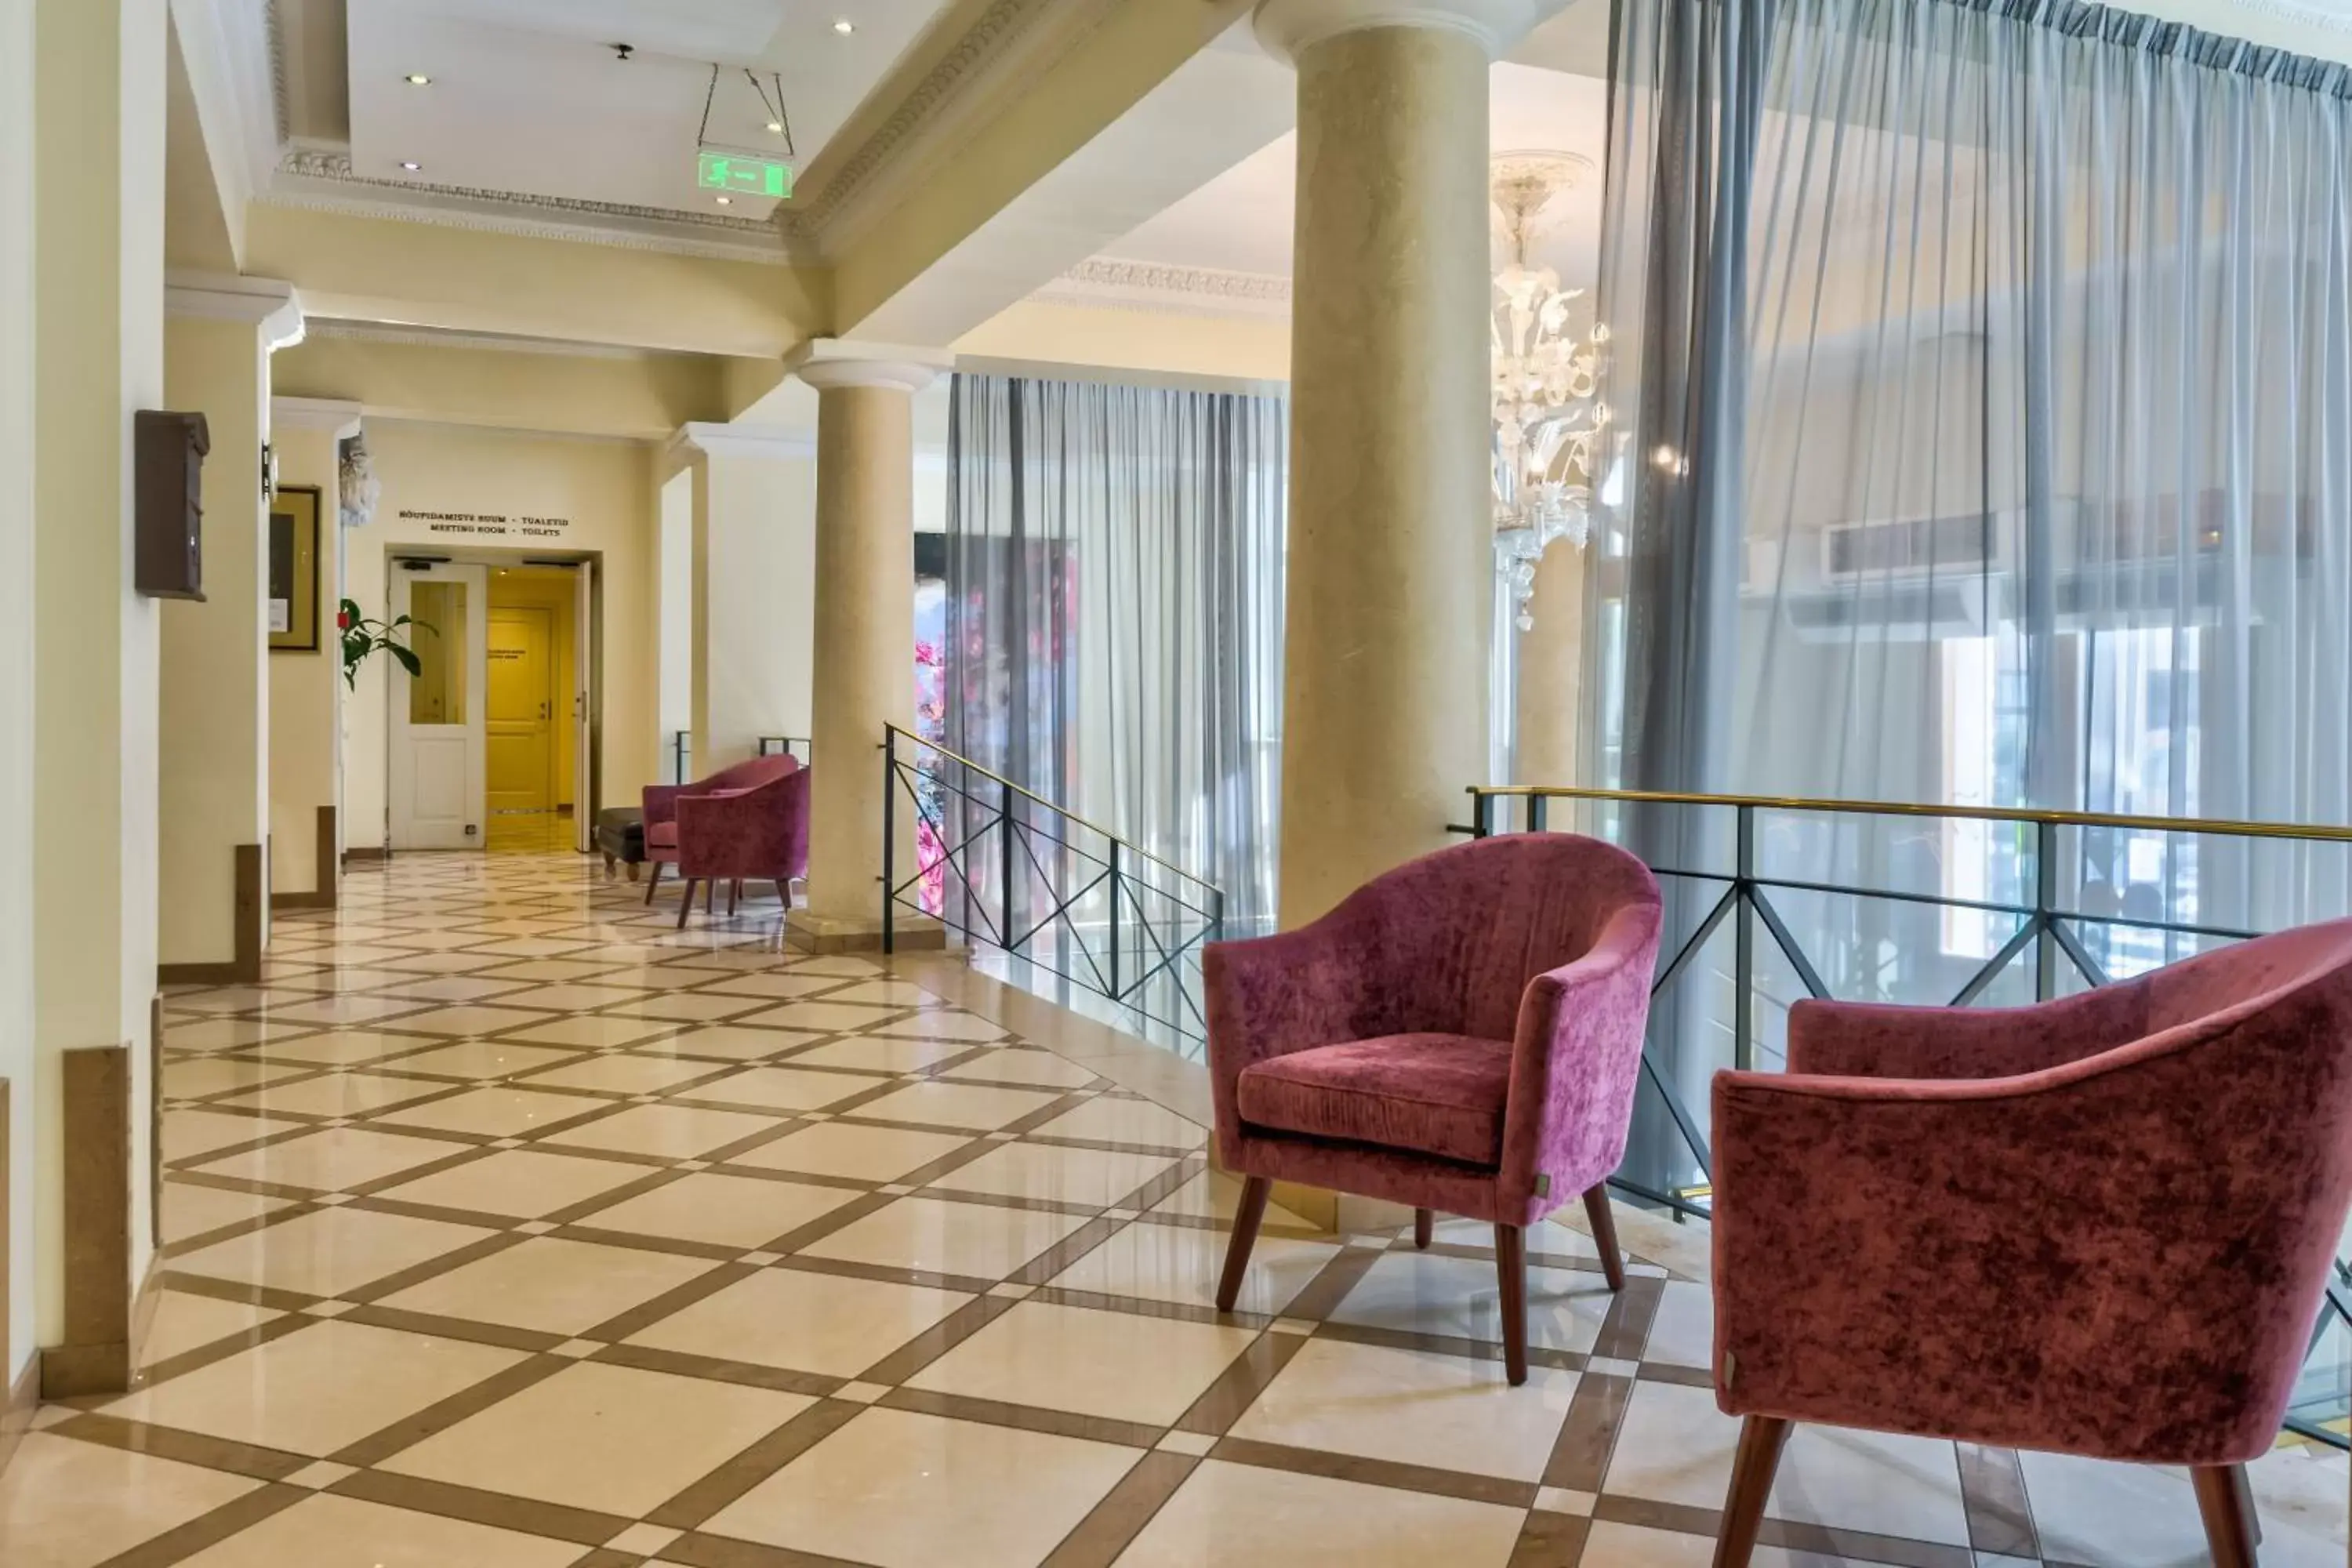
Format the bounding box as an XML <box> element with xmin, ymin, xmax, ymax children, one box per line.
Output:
<box><xmin>397</xmin><ymin>508</ymin><xmax>572</xmax><ymax>540</ymax></box>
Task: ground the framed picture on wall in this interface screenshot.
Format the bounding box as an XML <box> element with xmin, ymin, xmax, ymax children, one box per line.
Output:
<box><xmin>269</xmin><ymin>485</ymin><xmax>322</xmax><ymax>652</ymax></box>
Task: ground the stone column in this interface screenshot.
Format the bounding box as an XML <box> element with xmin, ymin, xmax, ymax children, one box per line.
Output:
<box><xmin>1514</xmin><ymin>545</ymin><xmax>1587</xmax><ymax>787</ymax></box>
<box><xmin>1258</xmin><ymin>0</ymin><xmax>1551</xmax><ymax>926</ymax></box>
<box><xmin>669</xmin><ymin>423</ymin><xmax>817</xmax><ymax>779</ymax></box>
<box><xmin>160</xmin><ymin>278</ymin><xmax>305</xmax><ymax>979</ymax></box>
<box><xmin>786</xmin><ymin>340</ymin><xmax>949</xmax><ymax>950</ymax></box>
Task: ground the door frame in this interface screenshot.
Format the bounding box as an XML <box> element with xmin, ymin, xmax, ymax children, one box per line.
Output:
<box><xmin>389</xmin><ymin>559</ymin><xmax>488</xmax><ymax>850</ymax></box>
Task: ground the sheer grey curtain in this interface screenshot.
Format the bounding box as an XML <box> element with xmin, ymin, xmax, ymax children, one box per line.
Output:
<box><xmin>1591</xmin><ymin>0</ymin><xmax>2352</xmax><ymax>1190</ymax></box>
<box><xmin>943</xmin><ymin>372</ymin><xmax>1289</xmax><ymax>937</ymax></box>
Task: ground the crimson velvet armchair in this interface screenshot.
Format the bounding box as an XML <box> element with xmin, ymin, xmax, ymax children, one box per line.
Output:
<box><xmin>1205</xmin><ymin>834</ymin><xmax>1664</xmax><ymax>1384</ymax></box>
<box><xmin>1708</xmin><ymin>919</ymin><xmax>2352</xmax><ymax>1568</ymax></box>
<box><xmin>640</xmin><ymin>753</ymin><xmax>797</xmax><ymax>905</ymax></box>
<box><xmin>673</xmin><ymin>767</ymin><xmax>813</xmax><ymax>928</ymax></box>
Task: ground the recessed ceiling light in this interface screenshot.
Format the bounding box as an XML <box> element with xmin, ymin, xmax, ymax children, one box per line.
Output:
<box><xmin>715</xmin><ymin>194</ymin><xmax>733</xmax><ymax>205</ymax></box>
<box><xmin>832</xmin><ymin>18</ymin><xmax>854</xmax><ymax>34</ymax></box>
<box><xmin>400</xmin><ymin>160</ymin><xmax>421</xmax><ymax>171</ymax></box>
<box><xmin>405</xmin><ymin>73</ymin><xmax>431</xmax><ymax>85</ymax></box>
<box><xmin>766</xmin><ymin>119</ymin><xmax>784</xmax><ymax>133</ymax></box>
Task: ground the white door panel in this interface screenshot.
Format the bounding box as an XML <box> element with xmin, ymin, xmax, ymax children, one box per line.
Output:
<box><xmin>390</xmin><ymin>561</ymin><xmax>488</xmax><ymax>850</ymax></box>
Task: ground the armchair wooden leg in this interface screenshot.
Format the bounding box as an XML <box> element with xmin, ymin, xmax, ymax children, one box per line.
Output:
<box><xmin>1496</xmin><ymin>1223</ymin><xmax>1527</xmax><ymax>1385</ymax></box>
<box><xmin>1215</xmin><ymin>1176</ymin><xmax>1272</xmax><ymax>1313</ymax></box>
<box><xmin>644</xmin><ymin>861</ymin><xmax>665</xmax><ymax>905</ymax></box>
<box><xmin>1713</xmin><ymin>1416</ymin><xmax>1791</xmax><ymax>1568</ymax></box>
<box><xmin>728</xmin><ymin>880</ymin><xmax>739</xmax><ymax>915</ymax></box>
<box><xmin>602</xmin><ymin>851</ymin><xmax>616</xmax><ymax>877</ymax></box>
<box><xmin>775</xmin><ymin>879</ymin><xmax>792</xmax><ymax>909</ymax></box>
<box><xmin>1582</xmin><ymin>1182</ymin><xmax>1626</xmax><ymax>1291</ymax></box>
<box><xmin>675</xmin><ymin>880</ymin><xmax>698</xmax><ymax>929</ymax></box>
<box><xmin>1414</xmin><ymin>1208</ymin><xmax>1432</xmax><ymax>1250</ymax></box>
<box><xmin>625</xmin><ymin>861</ymin><xmax>640</xmax><ymax>883</ymax></box>
<box><xmin>2191</xmin><ymin>1465</ymin><xmax>2258</xmax><ymax>1567</ymax></box>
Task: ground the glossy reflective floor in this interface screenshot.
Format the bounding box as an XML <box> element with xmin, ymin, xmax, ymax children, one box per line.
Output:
<box><xmin>3</xmin><ymin>852</ymin><xmax>2346</xmax><ymax>1566</ymax></box>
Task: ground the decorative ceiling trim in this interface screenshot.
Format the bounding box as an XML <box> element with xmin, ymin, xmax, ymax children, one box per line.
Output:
<box><xmin>264</xmin><ymin>0</ymin><xmax>290</xmax><ymax>145</ymax></box>
<box><xmin>302</xmin><ymin>319</ymin><xmax>672</xmax><ymax>361</ymax></box>
<box><xmin>1035</xmin><ymin>257</ymin><xmax>1294</xmax><ymax>320</ymax></box>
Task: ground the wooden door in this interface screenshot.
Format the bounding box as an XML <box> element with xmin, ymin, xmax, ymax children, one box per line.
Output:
<box><xmin>487</xmin><ymin>605</ymin><xmax>555</xmax><ymax>816</ymax></box>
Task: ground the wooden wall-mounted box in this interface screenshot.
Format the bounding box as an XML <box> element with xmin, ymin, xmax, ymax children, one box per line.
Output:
<box><xmin>135</xmin><ymin>409</ymin><xmax>209</xmax><ymax>601</ymax></box>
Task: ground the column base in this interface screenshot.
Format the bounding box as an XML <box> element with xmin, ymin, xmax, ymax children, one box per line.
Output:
<box><xmin>784</xmin><ymin>909</ymin><xmax>949</xmax><ymax>955</ymax></box>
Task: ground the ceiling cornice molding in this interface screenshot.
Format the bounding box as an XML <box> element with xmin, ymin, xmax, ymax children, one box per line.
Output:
<box><xmin>165</xmin><ymin>271</ymin><xmax>307</xmax><ymax>347</ymax></box>
<box><xmin>1035</xmin><ymin>257</ymin><xmax>1294</xmax><ymax>320</ymax></box>
<box><xmin>271</xmin><ymin>395</ymin><xmax>364</xmax><ymax>435</ymax></box>
<box><xmin>666</xmin><ymin>422</ymin><xmax>819</xmax><ymax>463</ymax></box>
<box><xmin>254</xmin><ymin>176</ymin><xmax>806</xmax><ymax>267</ymax></box>
<box><xmin>263</xmin><ymin>0</ymin><xmax>291</xmax><ymax>145</ymax></box>
<box><xmin>303</xmin><ymin>319</ymin><xmax>670</xmax><ymax>362</ymax></box>
<box><xmin>788</xmin><ymin>0</ymin><xmax>1125</xmax><ymax>254</ymax></box>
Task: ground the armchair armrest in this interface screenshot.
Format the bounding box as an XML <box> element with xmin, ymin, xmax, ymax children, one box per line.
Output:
<box><xmin>1785</xmin><ymin>979</ymin><xmax>2153</xmax><ymax>1080</ymax></box>
<box><xmin>1204</xmin><ymin>906</ymin><xmax>1391</xmax><ymax>1160</ymax></box>
<box><xmin>1497</xmin><ymin>901</ymin><xmax>1662</xmax><ymax>1216</ymax></box>
<box><xmin>641</xmin><ymin>782</ymin><xmax>693</xmax><ymax>828</ymax></box>
<box><xmin>1710</xmin><ymin>1012</ymin><xmax>2325</xmax><ymax>1462</ymax></box>
<box><xmin>676</xmin><ymin>776</ymin><xmax>804</xmax><ymax>877</ymax></box>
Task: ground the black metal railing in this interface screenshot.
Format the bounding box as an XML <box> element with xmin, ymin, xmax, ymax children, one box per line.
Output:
<box><xmin>881</xmin><ymin>726</ymin><xmax>1225</xmax><ymax>1055</ymax></box>
<box><xmin>1463</xmin><ymin>781</ymin><xmax>2352</xmax><ymax>1449</ymax></box>
<box><xmin>758</xmin><ymin>736</ymin><xmax>811</xmax><ymax>764</ymax></box>
<box><xmin>667</xmin><ymin>731</ymin><xmax>691</xmax><ymax>786</ymax></box>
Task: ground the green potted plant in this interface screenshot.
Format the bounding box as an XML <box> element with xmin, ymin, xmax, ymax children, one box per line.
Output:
<box><xmin>339</xmin><ymin>597</ymin><xmax>431</xmax><ymax>690</ymax></box>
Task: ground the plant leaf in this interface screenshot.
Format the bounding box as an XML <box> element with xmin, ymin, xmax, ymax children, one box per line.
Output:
<box><xmin>389</xmin><ymin>644</ymin><xmax>423</xmax><ymax>678</ymax></box>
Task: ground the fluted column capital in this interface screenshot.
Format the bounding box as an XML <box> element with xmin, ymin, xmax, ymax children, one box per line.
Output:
<box><xmin>786</xmin><ymin>338</ymin><xmax>953</xmax><ymax>396</ymax></box>
<box><xmin>1251</xmin><ymin>0</ymin><xmax>1551</xmax><ymax>61</ymax></box>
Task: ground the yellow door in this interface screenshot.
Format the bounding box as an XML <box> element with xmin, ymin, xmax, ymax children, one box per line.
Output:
<box><xmin>486</xmin><ymin>606</ymin><xmax>554</xmax><ymax>816</ymax></box>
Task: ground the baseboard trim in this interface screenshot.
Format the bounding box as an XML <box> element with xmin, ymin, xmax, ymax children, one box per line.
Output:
<box><xmin>343</xmin><ymin>845</ymin><xmax>390</xmax><ymax>865</ymax></box>
<box><xmin>156</xmin><ymin>960</ymin><xmax>242</xmax><ymax>985</ymax></box>
<box><xmin>43</xmin><ymin>1045</ymin><xmax>132</xmax><ymax>1399</ymax></box>
<box><xmin>272</xmin><ymin>806</ymin><xmax>339</xmax><ymax>912</ymax></box>
<box><xmin>0</xmin><ymin>1352</ymin><xmax>38</xmax><ymax>1479</ymax></box>
<box><xmin>39</xmin><ymin>1255</ymin><xmax>158</xmax><ymax>1399</ymax></box>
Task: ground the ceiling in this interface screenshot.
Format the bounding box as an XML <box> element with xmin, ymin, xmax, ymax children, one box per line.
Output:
<box><xmin>1093</xmin><ymin>59</ymin><xmax>1613</xmax><ymax>292</ymax></box>
<box><xmin>343</xmin><ymin>0</ymin><xmax>955</xmax><ymax>220</ymax></box>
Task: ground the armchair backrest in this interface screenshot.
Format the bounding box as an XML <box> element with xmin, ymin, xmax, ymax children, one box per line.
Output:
<box><xmin>1330</xmin><ymin>834</ymin><xmax>1662</xmax><ymax>1040</ymax></box>
<box><xmin>699</xmin><ymin>753</ymin><xmax>797</xmax><ymax>794</ymax></box>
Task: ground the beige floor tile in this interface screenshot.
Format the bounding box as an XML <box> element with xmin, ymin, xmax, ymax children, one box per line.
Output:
<box><xmin>787</xmin><ymin>1035</ymin><xmax>977</xmax><ymax>1074</ymax></box>
<box><xmin>907</xmin><ymin>1300</ymin><xmax>1257</xmax><ymax>1425</ymax></box>
<box><xmin>139</xmin><ymin>1290</ymin><xmax>282</xmax><ymax>1367</ymax></box>
<box><xmin>175</xmin><ymin>1492</ymin><xmax>583</xmax><ymax>1568</ymax></box>
<box><xmin>470</xmin><ymin>959</ymin><xmax>624</xmax><ymax>984</ymax></box>
<box><xmin>173</xmin><ymin>1205</ymin><xmax>495</xmax><ymax>1297</ymax></box>
<box><xmin>685</xmin><ymin>1065</ymin><xmax>882</xmax><ymax>1114</ymax></box>
<box><xmin>162</xmin><ymin>1057</ymin><xmax>310</xmax><ymax>1099</ymax></box>
<box><xmin>1230</xmin><ymin>1336</ymin><xmax>1575</xmax><ymax>1483</ymax></box>
<box><xmin>799</xmin><ymin>1196</ymin><xmax>1086</xmax><ymax>1280</ymax></box>
<box><xmin>935</xmin><ymin>1048</ymin><xmax>1098</xmax><ymax>1090</ymax></box>
<box><xmin>703</xmin><ymin>1406</ymin><xmax>1137</xmax><ymax>1568</ymax></box>
<box><xmin>1324</xmin><ymin>1251</ymin><xmax>1611</xmax><ymax>1356</ymax></box>
<box><xmin>376</xmin><ymin>1040</ymin><xmax>583</xmax><ymax>1080</ymax></box>
<box><xmin>1050</xmin><ymin>1221</ymin><xmax>1338</xmax><ymax>1316</ymax></box>
<box><xmin>158</xmin><ymin>1016</ymin><xmax>283</xmax><ymax>1051</ymax></box>
<box><xmin>1642</xmin><ymin>1278</ymin><xmax>1714</xmax><ymax>1368</ymax></box>
<box><xmin>500</xmin><ymin>1014</ymin><xmax>685</xmax><ymax>1048</ymax></box>
<box><xmin>194</xmin><ymin>1126</ymin><xmax>466</xmax><ymax>1192</ymax></box>
<box><xmin>870</xmin><ymin>1009</ymin><xmax>1008</xmax><ymax>1044</ymax></box>
<box><xmin>638</xmin><ymin>1024</ymin><xmax>828</xmax><ymax>1061</ymax></box>
<box><xmin>373</xmin><ymin>1149</ymin><xmax>652</xmax><ymax>1219</ymax></box>
<box><xmin>214</xmin><ymin>1071</ymin><xmax>450</xmax><ymax>1119</ymax></box>
<box><xmin>727</xmin><ymin>1121</ymin><xmax>975</xmax><ymax>1182</ymax></box>
<box><xmin>822</xmin><ymin>980</ymin><xmax>944</xmax><ymax>1007</ymax></box>
<box><xmin>482</xmin><ymin>982</ymin><xmax>654</xmax><ymax>1011</ymax></box>
<box><xmin>382</xmin><ymin>1359</ymin><xmax>808</xmax><ymax>1515</ymax></box>
<box><xmin>382</xmin><ymin>1004</ymin><xmax>564</xmax><ymax>1037</ymax></box>
<box><xmin>579</xmin><ymin>1172</ymin><xmax>857</xmax><ymax>1249</ymax></box>
<box><xmin>850</xmin><ymin>1080</ymin><xmax>1061</xmax><ymax>1131</ymax></box>
<box><xmin>0</xmin><ymin>1432</ymin><xmax>258</xmax><ymax>1568</ymax></box>
<box><xmin>161</xmin><ymin>1180</ymin><xmax>293</xmax><ymax>1244</ymax></box>
<box><xmin>251</xmin><ymin>1030</ymin><xmax>443</xmax><ymax>1067</ymax></box>
<box><xmin>517</xmin><ymin>1054</ymin><xmax>723</xmax><ymax>1094</ymax></box>
<box><xmin>600</xmin><ymin>991</ymin><xmax>771</xmax><ymax>1022</ymax></box>
<box><xmin>256</xmin><ymin>993</ymin><xmax>430</xmax><ymax>1026</ymax></box>
<box><xmin>693</xmin><ymin>971</ymin><xmax>848</xmax><ymax>1000</ymax></box>
<box><xmin>377</xmin><ymin>1236</ymin><xmax>718</xmax><ymax>1335</ymax></box>
<box><xmin>376</xmin><ymin>1086</ymin><xmax>604</xmax><ymax>1138</ymax></box>
<box><xmin>2018</xmin><ymin>1449</ymin><xmax>2240</xmax><ymax>1566</ymax></box>
<box><xmin>1028</xmin><ymin>1096</ymin><xmax>1207</xmax><ymax>1149</ymax></box>
<box><xmin>1115</xmin><ymin>1457</ymin><xmax>1526</xmax><ymax>1568</ymax></box>
<box><xmin>542</xmin><ymin>1102</ymin><xmax>782</xmax><ymax>1159</ymax></box>
<box><xmin>104</xmin><ymin>1319</ymin><xmax>524</xmax><ymax>1457</ymax></box>
<box><xmin>163</xmin><ymin>1110</ymin><xmax>292</xmax><ymax>1163</ymax></box>
<box><xmin>927</xmin><ymin>1141</ymin><xmax>1177</xmax><ymax>1209</ymax></box>
<box><xmin>1148</xmin><ymin>1171</ymin><xmax>1316</xmax><ymax>1230</ymax></box>
<box><xmin>627</xmin><ymin>1267</ymin><xmax>970</xmax><ymax>1376</ymax></box>
<box><xmin>731</xmin><ymin>1000</ymin><xmax>902</xmax><ymax>1032</ymax></box>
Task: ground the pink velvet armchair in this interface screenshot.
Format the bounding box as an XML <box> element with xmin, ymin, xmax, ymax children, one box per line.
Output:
<box><xmin>1205</xmin><ymin>834</ymin><xmax>1663</xmax><ymax>1383</ymax></box>
<box><xmin>673</xmin><ymin>767</ymin><xmax>812</xmax><ymax>927</ymax></box>
<box><xmin>1708</xmin><ymin>919</ymin><xmax>2352</xmax><ymax>1568</ymax></box>
<box><xmin>641</xmin><ymin>753</ymin><xmax>797</xmax><ymax>906</ymax></box>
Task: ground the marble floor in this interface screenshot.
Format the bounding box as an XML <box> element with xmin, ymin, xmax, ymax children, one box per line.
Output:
<box><xmin>3</xmin><ymin>851</ymin><xmax>2346</xmax><ymax>1566</ymax></box>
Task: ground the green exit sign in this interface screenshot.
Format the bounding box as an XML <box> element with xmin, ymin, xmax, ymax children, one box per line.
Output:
<box><xmin>698</xmin><ymin>152</ymin><xmax>793</xmax><ymax>199</ymax></box>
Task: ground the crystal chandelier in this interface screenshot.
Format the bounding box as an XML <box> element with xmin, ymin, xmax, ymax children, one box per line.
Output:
<box><xmin>1491</xmin><ymin>152</ymin><xmax>1607</xmax><ymax>632</ymax></box>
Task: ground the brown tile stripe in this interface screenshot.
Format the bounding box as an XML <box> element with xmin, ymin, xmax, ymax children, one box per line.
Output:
<box><xmin>1171</xmin><ymin>1330</ymin><xmax>1307</xmax><ymax>1436</ymax></box>
<box><xmin>1039</xmin><ymin>1449</ymin><xmax>1198</xmax><ymax>1568</ymax></box>
<box><xmin>1209</xmin><ymin>1433</ymin><xmax>1537</xmax><ymax>1509</ymax></box>
<box><xmin>1589</xmin><ymin>1273</ymin><xmax>1665</xmax><ymax>1362</ymax></box>
<box><xmin>643</xmin><ymin>1398</ymin><xmax>864</xmax><ymax>1532</ymax></box>
<box><xmin>1591</xmin><ymin>1494</ymin><xmax>1977</xmax><ymax>1568</ymax></box>
<box><xmin>330</xmin><ymin>1353</ymin><xmax>572</xmax><ymax>1467</ymax></box>
<box><xmin>1543</xmin><ymin>1370</ymin><xmax>1633</xmax><ymax>1492</ymax></box>
<box><xmin>50</xmin><ymin>1411</ymin><xmax>311</xmax><ymax>1483</ymax></box>
<box><xmin>1310</xmin><ymin>1319</ymin><xmax>1581</xmax><ymax>1378</ymax></box>
<box><xmin>877</xmin><ymin>1385</ymin><xmax>1162</xmax><ymax>1450</ymax></box>
<box><xmin>1026</xmin><ymin>1284</ymin><xmax>1268</xmax><ymax>1332</ymax></box>
<box><xmin>1007</xmin><ymin>1215</ymin><xmax>1124</xmax><ymax>1287</ymax></box>
<box><xmin>1279</xmin><ymin>1242</ymin><xmax>1386</xmax><ymax>1321</ymax></box>
<box><xmin>340</xmin><ymin>1229</ymin><xmax>528</xmax><ymax>1306</ymax></box>
<box><xmin>1955</xmin><ymin>1442</ymin><xmax>2041</xmax><ymax>1558</ymax></box>
<box><xmin>134</xmin><ymin>1309</ymin><xmax>318</xmax><ymax>1387</ymax></box>
<box><xmin>93</xmin><ymin>1483</ymin><xmax>310</xmax><ymax>1568</ymax></box>
<box><xmin>589</xmin><ymin>1341</ymin><xmax>842</xmax><ymax>1399</ymax></box>
<box><xmin>854</xmin><ymin>1294</ymin><xmax>1018</xmax><ymax>1385</ymax></box>
<box><xmin>1634</xmin><ymin>1360</ymin><xmax>1713</xmax><ymax>1391</ymax></box>
<box><xmin>334</xmin><ymin>1301</ymin><xmax>569</xmax><ymax>1355</ymax></box>
<box><xmin>1505</xmin><ymin>1508</ymin><xmax>1591</xmax><ymax>1567</ymax></box>
<box><xmin>659</xmin><ymin>1528</ymin><xmax>867</xmax><ymax>1568</ymax></box>
<box><xmin>329</xmin><ymin>1465</ymin><xmax>630</xmax><ymax>1548</ymax></box>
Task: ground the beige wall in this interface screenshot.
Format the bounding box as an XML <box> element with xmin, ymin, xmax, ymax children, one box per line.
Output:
<box><xmin>274</xmin><ymin>333</ymin><xmax>732</xmax><ymax>442</ymax></box>
<box><xmin>159</xmin><ymin>312</ymin><xmax>271</xmax><ymax>965</ymax></box>
<box><xmin>677</xmin><ymin>433</ymin><xmax>817</xmax><ymax>776</ymax></box>
<box><xmin>0</xmin><ymin>0</ymin><xmax>33</xmax><ymax>1397</ymax></box>
<box><xmin>33</xmin><ymin>0</ymin><xmax>168</xmax><ymax>1338</ymax></box>
<box><xmin>267</xmin><ymin>410</ymin><xmax>349</xmax><ymax>894</ymax></box>
<box><xmin>955</xmin><ymin>299</ymin><xmax>1291</xmax><ymax>384</ymax></box>
<box><xmin>343</xmin><ymin>423</ymin><xmax>660</xmax><ymax>851</ymax></box>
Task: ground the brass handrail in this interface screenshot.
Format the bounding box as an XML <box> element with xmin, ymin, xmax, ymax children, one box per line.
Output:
<box><xmin>1470</xmin><ymin>782</ymin><xmax>2352</xmax><ymax>844</ymax></box>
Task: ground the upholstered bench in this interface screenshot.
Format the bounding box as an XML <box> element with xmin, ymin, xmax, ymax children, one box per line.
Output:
<box><xmin>595</xmin><ymin>806</ymin><xmax>645</xmax><ymax>879</ymax></box>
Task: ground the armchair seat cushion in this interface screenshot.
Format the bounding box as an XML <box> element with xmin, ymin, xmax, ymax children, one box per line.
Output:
<box><xmin>645</xmin><ymin>821</ymin><xmax>678</xmax><ymax>850</ymax></box>
<box><xmin>1237</xmin><ymin>1033</ymin><xmax>1514</xmax><ymax>1166</ymax></box>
